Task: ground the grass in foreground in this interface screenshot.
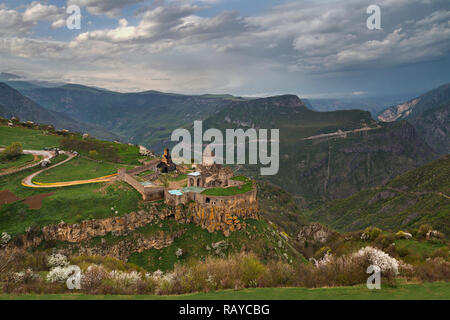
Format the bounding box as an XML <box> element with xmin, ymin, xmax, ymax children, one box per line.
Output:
<box><xmin>0</xmin><ymin>282</ymin><xmax>448</xmax><ymax>300</ymax></box>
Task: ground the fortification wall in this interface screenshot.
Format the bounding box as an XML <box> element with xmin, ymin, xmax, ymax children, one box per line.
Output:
<box><xmin>165</xmin><ymin>182</ymin><xmax>256</xmax><ymax>208</ymax></box>
<box><xmin>118</xmin><ymin>167</ymin><xmax>164</xmax><ymax>201</ymax></box>
<box><xmin>126</xmin><ymin>159</ymin><xmax>159</xmax><ymax>175</ymax></box>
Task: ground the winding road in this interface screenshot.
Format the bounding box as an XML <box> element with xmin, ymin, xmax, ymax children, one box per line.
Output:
<box><xmin>21</xmin><ymin>151</ymin><xmax>117</xmax><ymax>188</ymax></box>
<box><xmin>0</xmin><ymin>147</ymin><xmax>117</xmax><ymax>188</ymax></box>
<box><xmin>0</xmin><ymin>149</ymin><xmax>54</xmax><ymax>177</ymax></box>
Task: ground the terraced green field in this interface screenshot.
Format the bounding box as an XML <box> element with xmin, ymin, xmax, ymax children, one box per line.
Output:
<box><xmin>34</xmin><ymin>157</ymin><xmax>129</xmax><ymax>183</ymax></box>
<box><xmin>0</xmin><ymin>167</ymin><xmax>142</xmax><ymax>236</ymax></box>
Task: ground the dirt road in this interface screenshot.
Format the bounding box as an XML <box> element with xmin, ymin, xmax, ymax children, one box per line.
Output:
<box><xmin>21</xmin><ymin>151</ymin><xmax>117</xmax><ymax>188</ymax></box>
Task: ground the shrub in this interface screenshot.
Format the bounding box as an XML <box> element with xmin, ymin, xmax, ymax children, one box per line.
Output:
<box><xmin>46</xmin><ymin>266</ymin><xmax>77</xmax><ymax>283</ymax></box>
<box><xmin>81</xmin><ymin>265</ymin><xmax>109</xmax><ymax>293</ymax></box>
<box><xmin>0</xmin><ymin>142</ymin><xmax>23</xmax><ymax>161</ymax></box>
<box><xmin>0</xmin><ymin>232</ymin><xmax>11</xmax><ymax>248</ymax></box>
<box><xmin>361</xmin><ymin>227</ymin><xmax>382</xmax><ymax>241</ymax></box>
<box><xmin>88</xmin><ymin>150</ymin><xmax>99</xmax><ymax>158</ymax></box>
<box><xmin>314</xmin><ymin>246</ymin><xmax>331</xmax><ymax>259</ymax></box>
<box><xmin>395</xmin><ymin>247</ymin><xmax>410</xmax><ymax>258</ymax></box>
<box><xmin>418</xmin><ymin>224</ymin><xmax>432</xmax><ymax>238</ymax></box>
<box><xmin>431</xmin><ymin>247</ymin><xmax>449</xmax><ymax>259</ymax></box>
<box><xmin>353</xmin><ymin>246</ymin><xmax>399</xmax><ymax>275</ymax></box>
<box><xmin>47</xmin><ymin>253</ymin><xmax>70</xmax><ymax>268</ymax></box>
<box><xmin>109</xmin><ymin>270</ymin><xmax>142</xmax><ymax>287</ymax></box>
<box><xmin>260</xmin><ymin>261</ymin><xmax>295</xmax><ymax>287</ymax></box>
<box><xmin>415</xmin><ymin>258</ymin><xmax>450</xmax><ymax>282</ymax></box>
<box><xmin>239</xmin><ymin>254</ymin><xmax>265</xmax><ymax>287</ymax></box>
<box><xmin>12</xmin><ymin>268</ymin><xmax>41</xmax><ymax>284</ymax></box>
<box><xmin>374</xmin><ymin>233</ymin><xmax>395</xmax><ymax>250</ymax></box>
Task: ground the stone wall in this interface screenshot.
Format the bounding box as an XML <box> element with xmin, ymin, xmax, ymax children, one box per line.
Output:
<box><xmin>165</xmin><ymin>182</ymin><xmax>257</xmax><ymax>208</ymax></box>
<box><xmin>118</xmin><ymin>167</ymin><xmax>164</xmax><ymax>201</ymax></box>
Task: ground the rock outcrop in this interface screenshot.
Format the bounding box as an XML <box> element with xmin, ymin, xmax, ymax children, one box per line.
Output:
<box><xmin>297</xmin><ymin>223</ymin><xmax>336</xmax><ymax>247</ymax></box>
<box><xmin>174</xmin><ymin>202</ymin><xmax>259</xmax><ymax>236</ymax></box>
<box><xmin>42</xmin><ymin>208</ymin><xmax>173</xmax><ymax>243</ymax></box>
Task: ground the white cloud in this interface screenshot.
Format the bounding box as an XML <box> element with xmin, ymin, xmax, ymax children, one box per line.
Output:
<box><xmin>22</xmin><ymin>1</ymin><xmax>65</xmax><ymax>23</ymax></box>
<box><xmin>0</xmin><ymin>2</ymin><xmax>66</xmax><ymax>37</ymax></box>
<box><xmin>67</xmin><ymin>0</ymin><xmax>144</xmax><ymax>17</ymax></box>
<box><xmin>0</xmin><ymin>0</ymin><xmax>448</xmax><ymax>95</ymax></box>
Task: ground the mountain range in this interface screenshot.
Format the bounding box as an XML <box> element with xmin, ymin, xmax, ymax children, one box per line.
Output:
<box><xmin>16</xmin><ymin>82</ymin><xmax>245</xmax><ymax>151</ymax></box>
<box><xmin>1</xmin><ymin>74</ymin><xmax>448</xmax><ymax>205</ymax></box>
<box><xmin>0</xmin><ymin>83</ymin><xmax>118</xmax><ymax>141</ymax></box>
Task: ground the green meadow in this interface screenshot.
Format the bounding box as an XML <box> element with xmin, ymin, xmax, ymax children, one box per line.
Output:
<box><xmin>1</xmin><ymin>282</ymin><xmax>448</xmax><ymax>300</ymax></box>
<box><xmin>0</xmin><ymin>126</ymin><xmax>61</xmax><ymax>149</ymax></box>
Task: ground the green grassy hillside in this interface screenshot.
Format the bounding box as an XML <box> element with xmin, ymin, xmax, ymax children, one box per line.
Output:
<box><xmin>0</xmin><ymin>125</ymin><xmax>304</xmax><ymax>272</ymax></box>
<box><xmin>34</xmin><ymin>157</ymin><xmax>129</xmax><ymax>183</ymax></box>
<box><xmin>0</xmin><ymin>126</ymin><xmax>61</xmax><ymax>149</ymax></box>
<box><xmin>0</xmin><ymin>169</ymin><xmax>142</xmax><ymax>236</ymax></box>
<box><xmin>0</xmin><ymin>83</ymin><xmax>117</xmax><ymax>141</ymax></box>
<box><xmin>308</xmin><ymin>155</ymin><xmax>450</xmax><ymax>235</ymax></box>
<box><xmin>0</xmin><ymin>154</ymin><xmax>34</xmax><ymax>171</ymax></box>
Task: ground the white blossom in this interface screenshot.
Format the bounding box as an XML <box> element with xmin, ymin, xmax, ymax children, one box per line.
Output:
<box><xmin>353</xmin><ymin>246</ymin><xmax>399</xmax><ymax>275</ymax></box>
<box><xmin>47</xmin><ymin>253</ymin><xmax>70</xmax><ymax>268</ymax></box>
<box><xmin>13</xmin><ymin>268</ymin><xmax>40</xmax><ymax>283</ymax></box>
<box><xmin>109</xmin><ymin>270</ymin><xmax>141</xmax><ymax>285</ymax></box>
<box><xmin>0</xmin><ymin>232</ymin><xmax>11</xmax><ymax>248</ymax></box>
<box><xmin>46</xmin><ymin>266</ymin><xmax>75</xmax><ymax>283</ymax></box>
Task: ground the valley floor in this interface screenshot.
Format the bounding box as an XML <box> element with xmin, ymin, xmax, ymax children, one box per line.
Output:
<box><xmin>1</xmin><ymin>282</ymin><xmax>449</xmax><ymax>300</ymax></box>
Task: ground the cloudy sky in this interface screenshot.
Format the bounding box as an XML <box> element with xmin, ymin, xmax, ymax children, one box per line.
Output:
<box><xmin>0</xmin><ymin>0</ymin><xmax>449</xmax><ymax>98</ymax></box>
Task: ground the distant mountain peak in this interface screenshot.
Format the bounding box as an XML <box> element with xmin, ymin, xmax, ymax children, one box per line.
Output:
<box><xmin>378</xmin><ymin>83</ymin><xmax>450</xmax><ymax>122</ymax></box>
<box><xmin>245</xmin><ymin>94</ymin><xmax>307</xmax><ymax>109</ymax></box>
<box><xmin>0</xmin><ymin>72</ymin><xmax>22</xmax><ymax>81</ymax></box>
<box><xmin>377</xmin><ymin>83</ymin><xmax>450</xmax><ymax>154</ymax></box>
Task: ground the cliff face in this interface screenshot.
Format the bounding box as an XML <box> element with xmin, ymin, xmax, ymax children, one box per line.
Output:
<box><xmin>175</xmin><ymin>202</ymin><xmax>259</xmax><ymax>236</ymax></box>
<box><xmin>377</xmin><ymin>83</ymin><xmax>450</xmax><ymax>155</ymax></box>
<box><xmin>409</xmin><ymin>105</ymin><xmax>449</xmax><ymax>154</ymax></box>
<box><xmin>10</xmin><ymin>199</ymin><xmax>260</xmax><ymax>260</ymax></box>
<box><xmin>40</xmin><ymin>208</ymin><xmax>172</xmax><ymax>243</ymax></box>
<box><xmin>280</xmin><ymin>121</ymin><xmax>438</xmax><ymax>201</ymax></box>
